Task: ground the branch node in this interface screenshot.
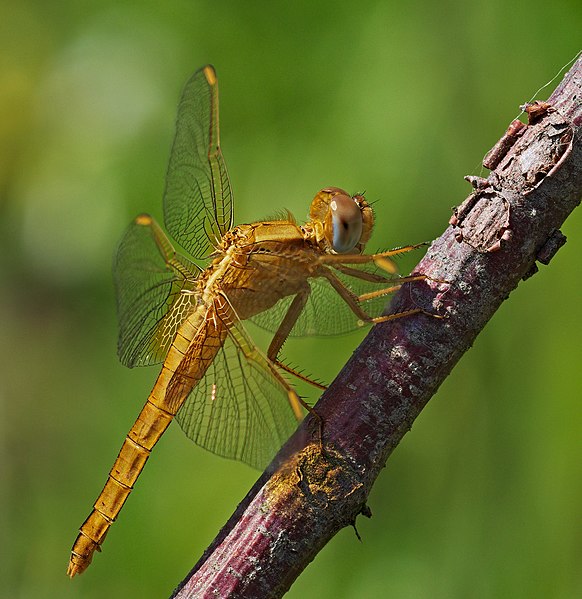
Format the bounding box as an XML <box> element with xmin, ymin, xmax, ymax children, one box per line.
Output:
<box><xmin>521</xmin><ymin>100</ymin><xmax>554</xmax><ymax>124</ymax></box>
<box><xmin>450</xmin><ymin>190</ymin><xmax>512</xmax><ymax>253</ymax></box>
<box><xmin>536</xmin><ymin>229</ymin><xmax>567</xmax><ymax>265</ymax></box>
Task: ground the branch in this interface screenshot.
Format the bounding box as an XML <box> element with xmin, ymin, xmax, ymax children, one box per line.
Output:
<box><xmin>172</xmin><ymin>55</ymin><xmax>582</xmax><ymax>599</ymax></box>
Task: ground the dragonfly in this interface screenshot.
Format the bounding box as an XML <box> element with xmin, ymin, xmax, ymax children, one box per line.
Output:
<box><xmin>67</xmin><ymin>65</ymin><xmax>432</xmax><ymax>577</ymax></box>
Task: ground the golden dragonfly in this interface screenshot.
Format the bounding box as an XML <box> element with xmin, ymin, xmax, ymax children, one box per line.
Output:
<box><xmin>67</xmin><ymin>65</ymin><xmax>432</xmax><ymax>577</ymax></box>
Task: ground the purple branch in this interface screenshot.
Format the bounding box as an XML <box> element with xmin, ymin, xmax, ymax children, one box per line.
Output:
<box><xmin>172</xmin><ymin>55</ymin><xmax>582</xmax><ymax>599</ymax></box>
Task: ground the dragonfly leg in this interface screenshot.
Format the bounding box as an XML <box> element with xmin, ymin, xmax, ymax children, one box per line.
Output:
<box><xmin>266</xmin><ymin>288</ymin><xmax>327</xmax><ymax>392</ymax></box>
<box><xmin>321</xmin><ymin>269</ymin><xmax>442</xmax><ymax>325</ymax></box>
<box><xmin>318</xmin><ymin>242</ymin><xmax>428</xmax><ymax>267</ymax></box>
<box><xmin>258</xmin><ymin>288</ymin><xmax>324</xmax><ymax>449</ymax></box>
<box><xmin>275</xmin><ymin>360</ymin><xmax>327</xmax><ymax>391</ymax></box>
<box><xmin>332</xmin><ymin>263</ymin><xmax>398</xmax><ymax>283</ymax></box>
<box><xmin>266</xmin><ymin>288</ymin><xmax>309</xmax><ymax>362</ymax></box>
<box><xmin>320</xmin><ymin>269</ymin><xmax>385</xmax><ymax>324</ymax></box>
<box><xmin>219</xmin><ymin>324</ymin><xmax>327</xmax><ymax>457</ymax></box>
<box><xmin>216</xmin><ymin>293</ymin><xmax>308</xmax><ymax>425</ymax></box>
<box><xmin>259</xmin><ymin>351</ymin><xmax>320</xmax><ymax>428</ymax></box>
<box><xmin>332</xmin><ymin>264</ymin><xmax>433</xmax><ymax>302</ymax></box>
<box><xmin>356</xmin><ymin>274</ymin><xmax>431</xmax><ymax>302</ymax></box>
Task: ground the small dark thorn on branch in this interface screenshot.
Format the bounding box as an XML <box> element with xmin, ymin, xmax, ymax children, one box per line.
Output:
<box><xmin>360</xmin><ymin>504</ymin><xmax>373</xmax><ymax>519</ymax></box>
<box><xmin>351</xmin><ymin>521</ymin><xmax>363</xmax><ymax>542</ymax></box>
<box><xmin>351</xmin><ymin>504</ymin><xmax>373</xmax><ymax>542</ymax></box>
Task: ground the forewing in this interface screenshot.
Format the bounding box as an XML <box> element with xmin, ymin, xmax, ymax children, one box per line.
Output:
<box><xmin>175</xmin><ymin>317</ymin><xmax>297</xmax><ymax>470</ymax></box>
<box><xmin>250</xmin><ymin>258</ymin><xmax>396</xmax><ymax>337</ymax></box>
<box><xmin>114</xmin><ymin>215</ymin><xmax>200</xmax><ymax>367</ymax></box>
<box><xmin>163</xmin><ymin>65</ymin><xmax>233</xmax><ymax>259</ymax></box>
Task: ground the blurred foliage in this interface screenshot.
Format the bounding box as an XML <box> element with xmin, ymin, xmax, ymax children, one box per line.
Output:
<box><xmin>1</xmin><ymin>1</ymin><xmax>580</xmax><ymax>598</ymax></box>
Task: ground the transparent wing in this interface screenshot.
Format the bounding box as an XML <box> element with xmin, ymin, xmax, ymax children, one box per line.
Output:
<box><xmin>163</xmin><ymin>64</ymin><xmax>233</xmax><ymax>259</ymax></box>
<box><xmin>114</xmin><ymin>214</ymin><xmax>201</xmax><ymax>367</ymax></box>
<box><xmin>250</xmin><ymin>256</ymin><xmax>399</xmax><ymax>337</ymax></box>
<box><xmin>175</xmin><ymin>315</ymin><xmax>298</xmax><ymax>470</ymax></box>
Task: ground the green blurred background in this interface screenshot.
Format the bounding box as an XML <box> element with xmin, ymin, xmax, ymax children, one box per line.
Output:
<box><xmin>1</xmin><ymin>1</ymin><xmax>580</xmax><ymax>598</ymax></box>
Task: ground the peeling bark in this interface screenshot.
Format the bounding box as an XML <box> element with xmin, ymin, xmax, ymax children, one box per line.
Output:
<box><xmin>171</xmin><ymin>55</ymin><xmax>582</xmax><ymax>599</ymax></box>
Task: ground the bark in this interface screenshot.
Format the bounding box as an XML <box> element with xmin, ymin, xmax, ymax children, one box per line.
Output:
<box><xmin>171</xmin><ymin>55</ymin><xmax>582</xmax><ymax>599</ymax></box>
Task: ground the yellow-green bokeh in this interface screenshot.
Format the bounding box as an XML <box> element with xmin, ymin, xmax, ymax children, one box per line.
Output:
<box><xmin>1</xmin><ymin>1</ymin><xmax>580</xmax><ymax>598</ymax></box>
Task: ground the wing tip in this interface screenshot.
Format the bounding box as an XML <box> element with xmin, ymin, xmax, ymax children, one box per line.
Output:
<box><xmin>203</xmin><ymin>64</ymin><xmax>217</xmax><ymax>86</ymax></box>
<box><xmin>135</xmin><ymin>214</ymin><xmax>153</xmax><ymax>226</ymax></box>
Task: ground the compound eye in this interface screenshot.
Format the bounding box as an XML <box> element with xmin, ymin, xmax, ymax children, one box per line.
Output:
<box><xmin>329</xmin><ymin>193</ymin><xmax>363</xmax><ymax>253</ymax></box>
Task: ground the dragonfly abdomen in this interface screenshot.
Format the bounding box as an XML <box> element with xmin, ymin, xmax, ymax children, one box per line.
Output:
<box><xmin>67</xmin><ymin>306</ymin><xmax>222</xmax><ymax>577</ymax></box>
<box><xmin>67</xmin><ymin>374</ymin><xmax>177</xmax><ymax>576</ymax></box>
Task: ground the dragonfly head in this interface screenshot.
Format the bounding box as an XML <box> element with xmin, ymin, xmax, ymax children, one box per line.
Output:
<box><xmin>309</xmin><ymin>187</ymin><xmax>374</xmax><ymax>254</ymax></box>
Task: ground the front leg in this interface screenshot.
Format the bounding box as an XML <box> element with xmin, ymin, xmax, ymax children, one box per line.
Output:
<box><xmin>318</xmin><ymin>243</ymin><xmax>428</xmax><ymax>268</ymax></box>
<box><xmin>320</xmin><ymin>268</ymin><xmax>428</xmax><ymax>325</ymax></box>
